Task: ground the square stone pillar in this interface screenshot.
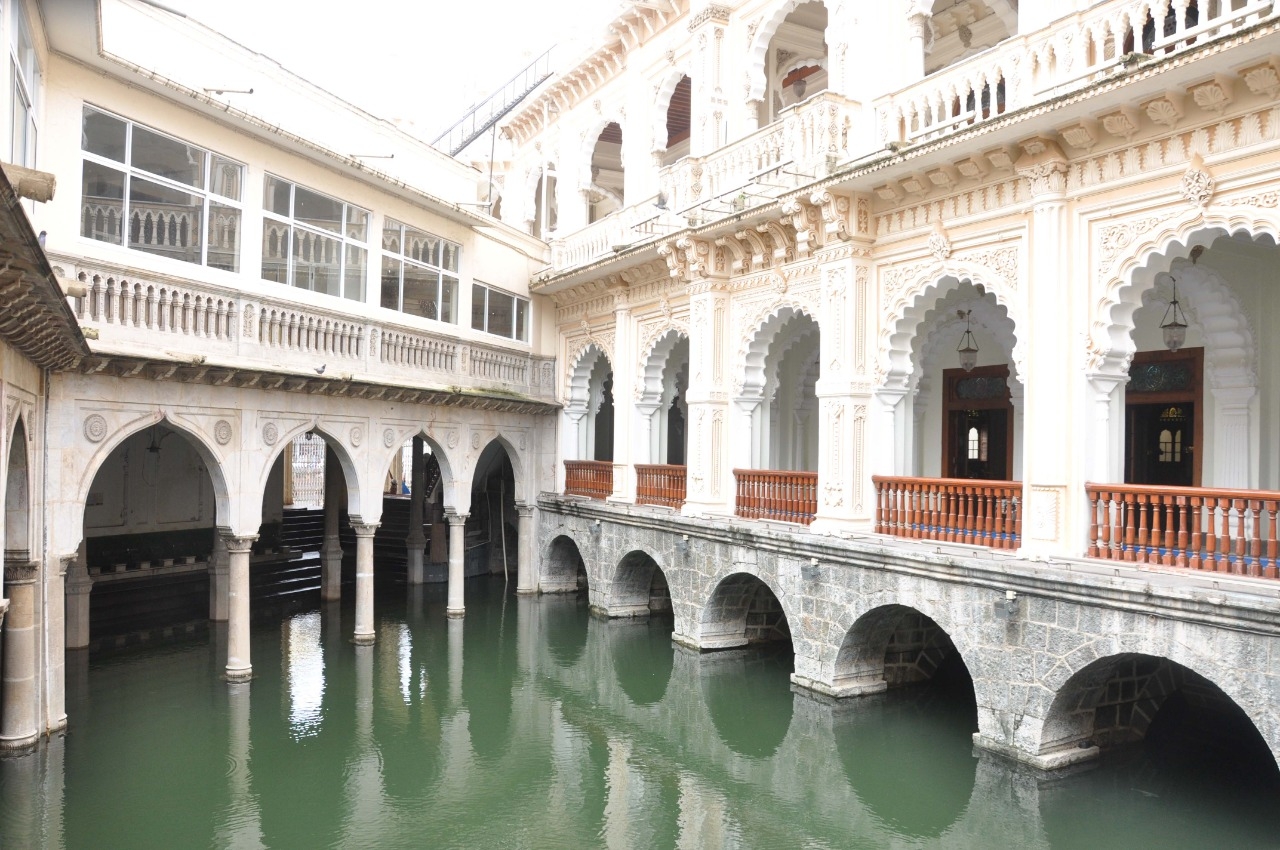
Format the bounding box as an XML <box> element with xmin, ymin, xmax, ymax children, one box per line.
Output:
<box><xmin>608</xmin><ymin>296</ymin><xmax>636</xmax><ymax>504</ymax></box>
<box><xmin>320</xmin><ymin>446</ymin><xmax>343</xmax><ymax>602</ymax></box>
<box><xmin>515</xmin><ymin>505</ymin><xmax>536</xmax><ymax>595</ymax></box>
<box><xmin>687</xmin><ymin>4</ymin><xmax>731</xmax><ymax>156</ymax></box>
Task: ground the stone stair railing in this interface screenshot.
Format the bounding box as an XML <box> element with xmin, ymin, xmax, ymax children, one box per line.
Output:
<box><xmin>56</xmin><ymin>255</ymin><xmax>557</xmax><ymax>403</ymax></box>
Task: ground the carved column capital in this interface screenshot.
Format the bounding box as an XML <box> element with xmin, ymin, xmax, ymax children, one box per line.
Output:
<box><xmin>3</xmin><ymin>561</ymin><xmax>38</xmax><ymax>584</ymax></box>
<box><xmin>350</xmin><ymin>522</ymin><xmax>380</xmax><ymax>538</ymax></box>
<box><xmin>220</xmin><ymin>535</ymin><xmax>258</xmax><ymax>555</ymax></box>
<box><xmin>446</xmin><ymin>513</ymin><xmax>469</xmax><ymax>527</ymax></box>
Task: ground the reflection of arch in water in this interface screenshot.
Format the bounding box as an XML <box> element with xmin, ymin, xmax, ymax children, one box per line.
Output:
<box><xmin>543</xmin><ymin>593</ymin><xmax>589</xmax><ymax>668</ymax></box>
<box><xmin>464</xmin><ymin>590</ymin><xmax>518</xmax><ymax>761</ymax></box>
<box><xmin>834</xmin><ymin>681</ymin><xmax>978</xmax><ymax>839</ymax></box>
<box><xmin>542</xmin><ymin>533</ymin><xmax>588</xmax><ymax>594</ymax></box>
<box><xmin>700</xmin><ymin>649</ymin><xmax>795</xmax><ymax>758</ymax></box>
<box><xmin>608</xmin><ymin>618</ymin><xmax>675</xmax><ymax>706</ymax></box>
<box><xmin>380</xmin><ymin>623</ymin><xmax>445</xmax><ymax>799</ymax></box>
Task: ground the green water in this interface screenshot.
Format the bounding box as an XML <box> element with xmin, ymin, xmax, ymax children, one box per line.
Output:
<box><xmin>3</xmin><ymin>577</ymin><xmax>1279</xmax><ymax>849</ymax></box>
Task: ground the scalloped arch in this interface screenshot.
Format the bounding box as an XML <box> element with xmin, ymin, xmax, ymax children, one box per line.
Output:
<box><xmin>652</xmin><ymin>69</ymin><xmax>691</xmax><ymax>152</ymax></box>
<box><xmin>880</xmin><ymin>262</ymin><xmax>1024</xmax><ymax>391</ymax></box>
<box><xmin>746</xmin><ymin>0</ymin><xmax>833</xmax><ymax>103</ymax></box>
<box><xmin>566</xmin><ymin>342</ymin><xmax>613</xmax><ymax>407</ymax></box>
<box><xmin>1090</xmin><ymin>206</ymin><xmax>1280</xmax><ymax>374</ymax></box>
<box><xmin>638</xmin><ymin>326</ymin><xmax>690</xmax><ymax>403</ymax></box>
<box><xmin>736</xmin><ymin>295</ymin><xmax>821</xmax><ymax>394</ymax></box>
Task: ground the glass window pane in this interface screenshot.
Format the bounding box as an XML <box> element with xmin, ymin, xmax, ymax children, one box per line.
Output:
<box><xmin>127</xmin><ymin>175</ymin><xmax>203</xmax><ymax>265</ymax></box>
<box><xmin>403</xmin><ymin>263</ymin><xmax>439</xmax><ymax>320</ymax></box>
<box><xmin>207</xmin><ymin>202</ymin><xmax>241</xmax><ymax>273</ymax></box>
<box><xmin>380</xmin><ymin>256</ymin><xmax>402</xmax><ymax>310</ymax></box>
<box><xmin>81</xmin><ymin>160</ymin><xmax>125</xmax><ymax>244</ymax></box>
<box><xmin>131</xmin><ymin>125</ymin><xmax>205</xmax><ymax>189</ymax></box>
<box><xmin>293</xmin><ymin>229</ymin><xmax>342</xmax><ymax>296</ymax></box>
<box><xmin>382</xmin><ymin>220</ymin><xmax>402</xmax><ymax>253</ymax></box>
<box><xmin>440</xmin><ymin>275</ymin><xmax>458</xmax><ymax>324</ymax></box>
<box><xmin>294</xmin><ymin>186</ymin><xmax>343</xmax><ymax>234</ymax></box>
<box><xmin>209</xmin><ymin>156</ymin><xmax>243</xmax><ymax>201</ymax></box>
<box><xmin>471</xmin><ymin>283</ymin><xmax>486</xmax><ymax>331</ymax></box>
<box><xmin>11</xmin><ymin>81</ymin><xmax>30</xmax><ymax>166</ymax></box>
<box><xmin>82</xmin><ymin>107</ymin><xmax>126</xmax><ymax>161</ymax></box>
<box><xmin>441</xmin><ymin>241</ymin><xmax>460</xmax><ymax>272</ymax></box>
<box><xmin>406</xmin><ymin>232</ymin><xmax>437</xmax><ymax>266</ymax></box>
<box><xmin>344</xmin><ymin>245</ymin><xmax>366</xmax><ymax>301</ymax></box>
<box><xmin>488</xmin><ymin>289</ymin><xmax>514</xmax><ymax>339</ymax></box>
<box><xmin>264</xmin><ymin>175</ymin><xmax>292</xmax><ymax>216</ymax></box>
<box><xmin>345</xmin><ymin>206</ymin><xmax>369</xmax><ymax>242</ymax></box>
<box><xmin>261</xmin><ymin>222</ymin><xmax>290</xmax><ymax>284</ymax></box>
<box><xmin>515</xmin><ymin>298</ymin><xmax>529</xmax><ymax>342</ymax></box>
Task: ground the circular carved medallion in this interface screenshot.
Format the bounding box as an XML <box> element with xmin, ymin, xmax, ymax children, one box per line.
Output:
<box><xmin>471</xmin><ymin>432</ymin><xmax>481</xmax><ymax>450</ymax></box>
<box><xmin>214</xmin><ymin>420</ymin><xmax>233</xmax><ymax>445</ymax></box>
<box><xmin>383</xmin><ymin>428</ymin><xmax>396</xmax><ymax>448</ymax></box>
<box><xmin>262</xmin><ymin>422</ymin><xmax>279</xmax><ymax>446</ymax></box>
<box><xmin>83</xmin><ymin>414</ymin><xmax>108</xmax><ymax>443</ymax></box>
<box><xmin>349</xmin><ymin>426</ymin><xmax>363</xmax><ymax>447</ymax></box>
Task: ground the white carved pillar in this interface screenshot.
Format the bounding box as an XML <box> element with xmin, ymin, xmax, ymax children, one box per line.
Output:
<box><xmin>320</xmin><ymin>447</ymin><xmax>343</xmax><ymax>601</ymax></box>
<box><xmin>906</xmin><ymin>11</ymin><xmax>931</xmax><ymax>82</ymax></box>
<box><xmin>1009</xmin><ymin>381</ymin><xmax>1025</xmax><ymax>483</ymax></box>
<box><xmin>352</xmin><ymin>522</ymin><xmax>378</xmax><ymax>645</ymax></box>
<box><xmin>609</xmin><ymin>294</ymin><xmax>635</xmax><ymax>502</ymax></box>
<box><xmin>406</xmin><ymin>437</ymin><xmax>427</xmax><ymax>585</ymax></box>
<box><xmin>0</xmin><ymin>562</ymin><xmax>37</xmax><ymax>750</ymax></box>
<box><xmin>812</xmin><ymin>213</ymin><xmax>876</xmax><ymax>532</ymax></box>
<box><xmin>688</xmin><ymin>6</ymin><xmax>731</xmax><ymax>155</ymax></box>
<box><xmin>1015</xmin><ymin>137</ymin><xmax>1074</xmax><ymax>557</ymax></box>
<box><xmin>223</xmin><ymin>535</ymin><xmax>256</xmax><ymax>683</ymax></box>
<box><xmin>516</xmin><ymin>505</ymin><xmax>536</xmax><ymax>595</ymax></box>
<box><xmin>681</xmin><ymin>266</ymin><xmax>732</xmax><ymax>517</ymax></box>
<box><xmin>446</xmin><ymin>513</ymin><xmax>467</xmax><ymax>618</ymax></box>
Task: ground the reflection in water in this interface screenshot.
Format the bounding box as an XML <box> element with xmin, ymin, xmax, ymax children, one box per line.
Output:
<box><xmin>835</xmin><ymin>656</ymin><xmax>978</xmax><ymax>839</ymax></box>
<box><xmin>700</xmin><ymin>646</ymin><xmax>794</xmax><ymax>759</ymax></box>
<box><xmin>3</xmin><ymin>576</ymin><xmax>1279</xmax><ymax>849</ymax></box>
<box><xmin>285</xmin><ymin>612</ymin><xmax>324</xmax><ymax>737</ymax></box>
<box><xmin>608</xmin><ymin>615</ymin><xmax>675</xmax><ymax>706</ymax></box>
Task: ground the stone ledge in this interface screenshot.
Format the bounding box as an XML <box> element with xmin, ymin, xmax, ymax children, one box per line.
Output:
<box><xmin>973</xmin><ymin>733</ymin><xmax>1101</xmax><ymax>771</ymax></box>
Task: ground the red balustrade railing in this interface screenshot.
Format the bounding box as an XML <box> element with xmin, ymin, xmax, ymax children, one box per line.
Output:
<box><xmin>636</xmin><ymin>464</ymin><xmax>686</xmax><ymax>509</ymax></box>
<box><xmin>1086</xmin><ymin>483</ymin><xmax>1280</xmax><ymax>578</ymax></box>
<box><xmin>734</xmin><ymin>469</ymin><xmax>818</xmax><ymax>525</ymax></box>
<box><xmin>564</xmin><ymin>460</ymin><xmax>613</xmax><ymax>501</ymax></box>
<box><xmin>872</xmin><ymin>476</ymin><xmax>1022</xmax><ymax>550</ymax></box>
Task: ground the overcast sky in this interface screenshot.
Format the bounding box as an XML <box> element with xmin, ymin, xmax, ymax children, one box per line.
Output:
<box><xmin>170</xmin><ymin>0</ymin><xmax>613</xmax><ymax>139</ymax></box>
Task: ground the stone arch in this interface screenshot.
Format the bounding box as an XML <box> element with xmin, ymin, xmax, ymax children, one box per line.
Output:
<box><xmin>581</xmin><ymin>117</ymin><xmax>626</xmax><ymax>216</ymax></box>
<box><xmin>5</xmin><ymin>416</ymin><xmax>31</xmax><ymax>559</ymax></box>
<box><xmin>257</xmin><ymin>419</ymin><xmax>367</xmax><ymax>522</ymax></box>
<box><xmin>73</xmin><ymin>411</ymin><xmax>233</xmax><ymax>540</ymax></box>
<box><xmin>881</xmin><ymin>263</ymin><xmax>1024</xmax><ymax>391</ymax></box>
<box><xmin>1090</xmin><ymin>210</ymin><xmax>1275</xmax><ymax>377</ymax></box>
<box><xmin>542</xmin><ymin>533</ymin><xmax>587</xmax><ymax>594</ymax></box>
<box><xmin>832</xmin><ymin>603</ymin><xmax>977</xmax><ymax>697</ymax></box>
<box><xmin>469</xmin><ymin>434</ymin><xmax>527</xmax><ymax>506</ymax></box>
<box><xmin>609</xmin><ymin>549</ymin><xmax>672</xmax><ymax>618</ymax></box>
<box><xmin>371</xmin><ymin>429</ymin><xmax>461</xmax><ymax>514</ymax></box>
<box><xmin>698</xmin><ymin>569</ymin><xmax>794</xmax><ymax>651</ymax></box>
<box><xmin>913</xmin><ymin>284</ymin><xmax>1020</xmax><ymax>389</ymax></box>
<box><xmin>746</xmin><ymin>0</ymin><xmax>833</xmax><ymax>102</ymax></box>
<box><xmin>1037</xmin><ymin>649</ymin><xmax>1277</xmax><ymax>770</ymax></box>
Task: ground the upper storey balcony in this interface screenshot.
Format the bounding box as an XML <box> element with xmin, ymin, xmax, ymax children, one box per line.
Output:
<box><xmin>541</xmin><ymin>0</ymin><xmax>1279</xmax><ymax>278</ymax></box>
<box><xmin>55</xmin><ymin>248</ymin><xmax>557</xmax><ymax>407</ymax></box>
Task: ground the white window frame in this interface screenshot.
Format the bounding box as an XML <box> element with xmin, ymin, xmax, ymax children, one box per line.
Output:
<box><xmin>9</xmin><ymin>2</ymin><xmax>39</xmax><ymax>168</ymax></box>
<box><xmin>380</xmin><ymin>218</ymin><xmax>460</xmax><ymax>324</ymax></box>
<box><xmin>471</xmin><ymin>281</ymin><xmax>530</xmax><ymax>343</ymax></box>
<box><xmin>262</xmin><ymin>174</ymin><xmax>369</xmax><ymax>302</ymax></box>
<box><xmin>79</xmin><ymin>105</ymin><xmax>245</xmax><ymax>271</ymax></box>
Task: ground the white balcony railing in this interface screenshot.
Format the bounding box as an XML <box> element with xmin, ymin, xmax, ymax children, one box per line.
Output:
<box><xmin>549</xmin><ymin>91</ymin><xmax>861</xmax><ymax>273</ymax></box>
<box><xmin>877</xmin><ymin>0</ymin><xmax>1277</xmax><ymax>145</ymax></box>
<box><xmin>57</xmin><ymin>255</ymin><xmax>556</xmax><ymax>403</ymax></box>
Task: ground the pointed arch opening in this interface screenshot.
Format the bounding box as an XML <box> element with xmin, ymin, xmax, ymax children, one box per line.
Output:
<box><xmin>658</xmin><ymin>74</ymin><xmax>691</xmax><ymax>166</ymax></box>
<box><xmin>5</xmin><ymin>419</ymin><xmax>30</xmax><ymax>562</ymax></box>
<box><xmin>587</xmin><ymin>123</ymin><xmax>624</xmax><ymax>223</ymax></box>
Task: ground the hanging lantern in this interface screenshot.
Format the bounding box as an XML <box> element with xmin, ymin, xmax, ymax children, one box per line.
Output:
<box><xmin>956</xmin><ymin>309</ymin><xmax>979</xmax><ymax>372</ymax></box>
<box><xmin>1159</xmin><ymin>275</ymin><xmax>1188</xmax><ymax>352</ymax></box>
<box><xmin>1160</xmin><ymin>246</ymin><xmax>1201</xmax><ymax>352</ymax></box>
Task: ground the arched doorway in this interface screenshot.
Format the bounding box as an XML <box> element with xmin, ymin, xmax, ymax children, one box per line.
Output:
<box><xmin>467</xmin><ymin>441</ymin><xmax>518</xmax><ymax>588</ymax></box>
<box><xmin>564</xmin><ymin>345</ymin><xmax>615</xmax><ymax>500</ymax></box>
<box><xmin>637</xmin><ymin>331</ymin><xmax>688</xmax><ymax>508</ymax></box>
